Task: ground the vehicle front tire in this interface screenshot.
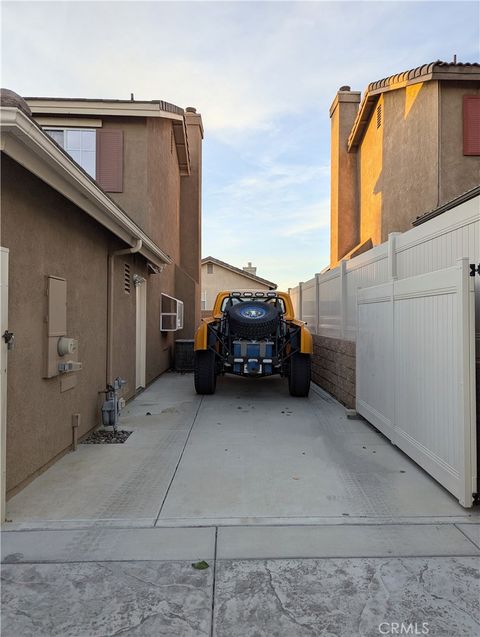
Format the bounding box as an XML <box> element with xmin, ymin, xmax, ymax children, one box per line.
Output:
<box><xmin>194</xmin><ymin>350</ymin><xmax>217</xmax><ymax>395</ymax></box>
<box><xmin>288</xmin><ymin>353</ymin><xmax>311</xmax><ymax>397</ymax></box>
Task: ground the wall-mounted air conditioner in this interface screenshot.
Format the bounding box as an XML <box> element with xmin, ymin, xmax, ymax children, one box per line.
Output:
<box><xmin>160</xmin><ymin>293</ymin><xmax>184</xmax><ymax>332</ymax></box>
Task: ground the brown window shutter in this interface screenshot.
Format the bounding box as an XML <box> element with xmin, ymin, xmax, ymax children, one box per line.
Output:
<box><xmin>463</xmin><ymin>96</ymin><xmax>480</xmax><ymax>156</ymax></box>
<box><xmin>96</xmin><ymin>129</ymin><xmax>124</xmax><ymax>192</ymax></box>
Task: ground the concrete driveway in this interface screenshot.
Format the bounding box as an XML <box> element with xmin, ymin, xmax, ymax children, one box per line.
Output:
<box><xmin>2</xmin><ymin>373</ymin><xmax>480</xmax><ymax>636</ymax></box>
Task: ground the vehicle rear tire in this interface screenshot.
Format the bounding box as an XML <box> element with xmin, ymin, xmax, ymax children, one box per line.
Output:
<box><xmin>227</xmin><ymin>301</ymin><xmax>279</xmax><ymax>339</ymax></box>
<box><xmin>194</xmin><ymin>350</ymin><xmax>217</xmax><ymax>395</ymax></box>
<box><xmin>288</xmin><ymin>353</ymin><xmax>311</xmax><ymax>397</ymax></box>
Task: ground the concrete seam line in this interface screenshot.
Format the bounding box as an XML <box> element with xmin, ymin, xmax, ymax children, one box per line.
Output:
<box><xmin>3</xmin><ymin>553</ymin><xmax>479</xmax><ymax>566</ymax></box>
<box><xmin>210</xmin><ymin>527</ymin><xmax>218</xmax><ymax>637</ymax></box>
<box><xmin>210</xmin><ymin>552</ymin><xmax>480</xmax><ymax>561</ymax></box>
<box><xmin>453</xmin><ymin>523</ymin><xmax>480</xmax><ymax>551</ymax></box>
<box><xmin>154</xmin><ymin>396</ymin><xmax>204</xmax><ymax>525</ymax></box>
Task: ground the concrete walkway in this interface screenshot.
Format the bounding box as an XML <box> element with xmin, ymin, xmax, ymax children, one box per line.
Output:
<box><xmin>2</xmin><ymin>373</ymin><xmax>480</xmax><ymax>636</ymax></box>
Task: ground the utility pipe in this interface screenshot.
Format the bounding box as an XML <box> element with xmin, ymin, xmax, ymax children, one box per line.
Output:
<box><xmin>106</xmin><ymin>239</ymin><xmax>142</xmax><ymax>385</ymax></box>
<box><xmin>71</xmin><ymin>413</ymin><xmax>80</xmax><ymax>451</ymax></box>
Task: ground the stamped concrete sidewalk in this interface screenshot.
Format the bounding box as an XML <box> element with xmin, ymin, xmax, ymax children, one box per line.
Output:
<box><xmin>2</xmin><ymin>373</ymin><xmax>480</xmax><ymax>636</ymax></box>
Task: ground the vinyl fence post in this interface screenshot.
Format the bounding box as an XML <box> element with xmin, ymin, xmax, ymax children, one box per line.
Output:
<box><xmin>315</xmin><ymin>273</ymin><xmax>321</xmax><ymax>335</ymax></box>
<box><xmin>340</xmin><ymin>260</ymin><xmax>347</xmax><ymax>340</ymax></box>
<box><xmin>388</xmin><ymin>232</ymin><xmax>401</xmax><ymax>281</ymax></box>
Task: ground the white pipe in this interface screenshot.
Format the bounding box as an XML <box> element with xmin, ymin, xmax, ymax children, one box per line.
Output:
<box><xmin>106</xmin><ymin>239</ymin><xmax>142</xmax><ymax>385</ymax></box>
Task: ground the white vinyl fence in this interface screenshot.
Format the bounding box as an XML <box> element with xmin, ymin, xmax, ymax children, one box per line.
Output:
<box><xmin>357</xmin><ymin>259</ymin><xmax>477</xmax><ymax>507</ymax></box>
<box><xmin>289</xmin><ymin>193</ymin><xmax>479</xmax><ymax>507</ymax></box>
<box><xmin>289</xmin><ymin>194</ymin><xmax>480</xmax><ymax>343</ymax></box>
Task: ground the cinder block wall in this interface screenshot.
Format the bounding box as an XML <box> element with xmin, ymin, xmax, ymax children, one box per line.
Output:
<box><xmin>312</xmin><ymin>335</ymin><xmax>356</xmax><ymax>408</ymax></box>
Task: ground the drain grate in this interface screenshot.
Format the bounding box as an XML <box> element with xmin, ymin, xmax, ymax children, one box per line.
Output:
<box><xmin>81</xmin><ymin>430</ymin><xmax>133</xmax><ymax>445</ymax></box>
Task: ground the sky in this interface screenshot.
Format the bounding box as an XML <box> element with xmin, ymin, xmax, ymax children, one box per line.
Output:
<box><xmin>2</xmin><ymin>1</ymin><xmax>479</xmax><ymax>289</ymax></box>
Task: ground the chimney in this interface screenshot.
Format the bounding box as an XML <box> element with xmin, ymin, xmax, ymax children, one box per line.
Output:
<box><xmin>329</xmin><ymin>86</ymin><xmax>361</xmax><ymax>267</ymax></box>
<box><xmin>243</xmin><ymin>261</ymin><xmax>257</xmax><ymax>275</ymax></box>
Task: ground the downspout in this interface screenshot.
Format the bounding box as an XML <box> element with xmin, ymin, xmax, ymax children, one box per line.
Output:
<box><xmin>107</xmin><ymin>239</ymin><xmax>142</xmax><ymax>385</ymax></box>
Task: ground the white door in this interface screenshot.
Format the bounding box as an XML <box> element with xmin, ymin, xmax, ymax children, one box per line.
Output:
<box><xmin>0</xmin><ymin>247</ymin><xmax>9</xmax><ymax>521</ymax></box>
<box><xmin>135</xmin><ymin>278</ymin><xmax>147</xmax><ymax>390</ymax></box>
<box><xmin>357</xmin><ymin>258</ymin><xmax>476</xmax><ymax>507</ymax></box>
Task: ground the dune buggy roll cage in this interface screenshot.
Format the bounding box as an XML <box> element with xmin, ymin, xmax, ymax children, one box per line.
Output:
<box><xmin>205</xmin><ymin>292</ymin><xmax>303</xmax><ymax>371</ymax></box>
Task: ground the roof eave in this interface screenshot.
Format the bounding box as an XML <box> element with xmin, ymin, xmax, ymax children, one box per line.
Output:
<box><xmin>412</xmin><ymin>185</ymin><xmax>480</xmax><ymax>226</ymax></box>
<box><xmin>26</xmin><ymin>98</ymin><xmax>191</xmax><ymax>175</ymax></box>
<box><xmin>202</xmin><ymin>256</ymin><xmax>277</xmax><ymax>289</ymax></box>
<box><xmin>0</xmin><ymin>107</ymin><xmax>172</xmax><ymax>267</ymax></box>
<box><xmin>347</xmin><ymin>63</ymin><xmax>480</xmax><ymax>151</ymax></box>
<box><xmin>347</xmin><ymin>93</ymin><xmax>379</xmax><ymax>151</ymax></box>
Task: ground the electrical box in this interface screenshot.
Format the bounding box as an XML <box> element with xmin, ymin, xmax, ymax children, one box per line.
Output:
<box><xmin>44</xmin><ymin>276</ymin><xmax>82</xmax><ymax>379</ymax></box>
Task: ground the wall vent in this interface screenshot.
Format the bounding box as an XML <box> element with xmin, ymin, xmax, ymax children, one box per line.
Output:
<box><xmin>376</xmin><ymin>104</ymin><xmax>382</xmax><ymax>129</ymax></box>
<box><xmin>124</xmin><ymin>263</ymin><xmax>131</xmax><ymax>294</ymax></box>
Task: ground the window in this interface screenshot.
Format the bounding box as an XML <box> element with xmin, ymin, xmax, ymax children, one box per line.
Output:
<box><xmin>160</xmin><ymin>293</ymin><xmax>184</xmax><ymax>331</ymax></box>
<box><xmin>463</xmin><ymin>96</ymin><xmax>480</xmax><ymax>156</ymax></box>
<box><xmin>207</xmin><ymin>263</ymin><xmax>214</xmax><ymax>274</ymax></box>
<box><xmin>45</xmin><ymin>128</ymin><xmax>96</xmax><ymax>177</ymax></box>
<box><xmin>201</xmin><ymin>290</ymin><xmax>207</xmax><ymax>310</ymax></box>
<box><xmin>44</xmin><ymin>127</ymin><xmax>124</xmax><ymax>192</ymax></box>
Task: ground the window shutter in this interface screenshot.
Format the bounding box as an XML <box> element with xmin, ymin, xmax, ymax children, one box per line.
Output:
<box><xmin>96</xmin><ymin>129</ymin><xmax>124</xmax><ymax>192</ymax></box>
<box><xmin>463</xmin><ymin>96</ymin><xmax>480</xmax><ymax>156</ymax></box>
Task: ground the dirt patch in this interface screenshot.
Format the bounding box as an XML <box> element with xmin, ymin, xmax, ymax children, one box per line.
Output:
<box><xmin>81</xmin><ymin>430</ymin><xmax>133</xmax><ymax>444</ymax></box>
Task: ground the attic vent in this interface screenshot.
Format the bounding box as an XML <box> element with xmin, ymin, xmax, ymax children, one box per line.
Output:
<box><xmin>207</xmin><ymin>263</ymin><xmax>214</xmax><ymax>274</ymax></box>
<box><xmin>124</xmin><ymin>263</ymin><xmax>131</xmax><ymax>294</ymax></box>
<box><xmin>376</xmin><ymin>104</ymin><xmax>382</xmax><ymax>129</ymax></box>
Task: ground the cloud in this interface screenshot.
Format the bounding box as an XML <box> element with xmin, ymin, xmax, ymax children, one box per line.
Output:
<box><xmin>2</xmin><ymin>0</ymin><xmax>478</xmax><ymax>290</ymax></box>
<box><xmin>4</xmin><ymin>2</ymin><xmax>478</xmax><ymax>138</ymax></box>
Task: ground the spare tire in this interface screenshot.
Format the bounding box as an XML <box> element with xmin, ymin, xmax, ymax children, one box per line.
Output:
<box><xmin>227</xmin><ymin>301</ymin><xmax>279</xmax><ymax>339</ymax></box>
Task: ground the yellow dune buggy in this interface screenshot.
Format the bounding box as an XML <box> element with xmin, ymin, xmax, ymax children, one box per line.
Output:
<box><xmin>194</xmin><ymin>291</ymin><xmax>313</xmax><ymax>396</ymax></box>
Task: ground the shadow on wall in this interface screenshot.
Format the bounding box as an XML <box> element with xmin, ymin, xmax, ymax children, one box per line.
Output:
<box><xmin>365</xmin><ymin>82</ymin><xmax>440</xmax><ymax>243</ymax></box>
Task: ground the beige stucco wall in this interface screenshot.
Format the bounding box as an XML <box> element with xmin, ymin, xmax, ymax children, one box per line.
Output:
<box><xmin>439</xmin><ymin>81</ymin><xmax>480</xmax><ymax>204</ymax></box>
<box><xmin>358</xmin><ymin>82</ymin><xmax>439</xmax><ymax>245</ymax></box>
<box><xmin>2</xmin><ymin>158</ymin><xmax>112</xmax><ymax>493</ymax></box>
<box><xmin>330</xmin><ymin>91</ymin><xmax>360</xmax><ymax>266</ymax></box>
<box><xmin>380</xmin><ymin>82</ymin><xmax>439</xmax><ymax>240</ymax></box>
<box><xmin>1</xmin><ymin>156</ymin><xmax>178</xmax><ymax>495</ymax></box>
<box><xmin>357</xmin><ymin>93</ymin><xmax>385</xmax><ymax>247</ymax></box>
<box><xmin>1</xmin><ymin>104</ymin><xmax>203</xmax><ymax>495</ymax></box>
<box><xmin>102</xmin><ymin>115</ymin><xmax>186</xmax><ymax>369</ymax></box>
<box><xmin>102</xmin><ymin>116</ymin><xmax>149</xmax><ymax>228</ymax></box>
<box><xmin>333</xmin><ymin>79</ymin><xmax>480</xmax><ymax>266</ymax></box>
<box><xmin>31</xmin><ymin>111</ymin><xmax>201</xmax><ymax>340</ymax></box>
<box><xmin>201</xmin><ymin>263</ymin><xmax>272</xmax><ymax>310</ymax></box>
<box><xmin>103</xmin><ymin>114</ymin><xmax>201</xmax><ymax>340</ymax></box>
<box><xmin>179</xmin><ymin>112</ymin><xmax>203</xmax><ymax>335</ymax></box>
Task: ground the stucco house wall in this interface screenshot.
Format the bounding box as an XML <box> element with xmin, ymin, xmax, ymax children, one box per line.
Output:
<box><xmin>101</xmin><ymin>117</ymin><xmax>149</xmax><ymax>227</ymax></box>
<box><xmin>372</xmin><ymin>81</ymin><xmax>439</xmax><ymax>242</ymax></box>
<box><xmin>179</xmin><ymin>111</ymin><xmax>203</xmax><ymax>336</ymax></box>
<box><xmin>440</xmin><ymin>81</ymin><xmax>480</xmax><ymax>203</ymax></box>
<box><xmin>201</xmin><ymin>262</ymin><xmax>274</xmax><ymax>311</ymax></box>
<box><xmin>1</xmin><ymin>93</ymin><xmax>203</xmax><ymax>499</ymax></box>
<box><xmin>2</xmin><ymin>156</ymin><xmax>146</xmax><ymax>494</ymax></box>
<box><xmin>330</xmin><ymin>62</ymin><xmax>480</xmax><ymax>268</ymax></box>
<box><xmin>27</xmin><ymin>98</ymin><xmax>203</xmax><ymax>341</ymax></box>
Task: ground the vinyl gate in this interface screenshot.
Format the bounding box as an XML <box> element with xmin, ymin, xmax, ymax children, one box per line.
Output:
<box><xmin>356</xmin><ymin>259</ymin><xmax>477</xmax><ymax>507</ymax></box>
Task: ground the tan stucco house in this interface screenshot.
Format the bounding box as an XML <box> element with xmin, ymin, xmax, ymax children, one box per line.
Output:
<box><xmin>0</xmin><ymin>89</ymin><xmax>203</xmax><ymax>507</ymax></box>
<box><xmin>201</xmin><ymin>257</ymin><xmax>276</xmax><ymax>314</ymax></box>
<box><xmin>330</xmin><ymin>60</ymin><xmax>480</xmax><ymax>267</ymax></box>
